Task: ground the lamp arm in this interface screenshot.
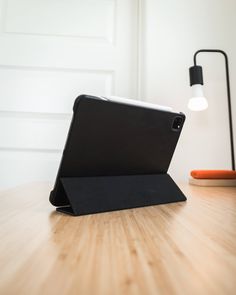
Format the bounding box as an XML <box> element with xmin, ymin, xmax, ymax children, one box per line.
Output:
<box><xmin>193</xmin><ymin>49</ymin><xmax>235</xmax><ymax>170</ymax></box>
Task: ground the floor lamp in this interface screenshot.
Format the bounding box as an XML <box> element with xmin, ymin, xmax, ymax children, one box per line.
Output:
<box><xmin>188</xmin><ymin>49</ymin><xmax>236</xmax><ymax>186</ymax></box>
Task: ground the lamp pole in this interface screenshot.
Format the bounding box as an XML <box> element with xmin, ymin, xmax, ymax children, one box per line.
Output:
<box><xmin>191</xmin><ymin>49</ymin><xmax>235</xmax><ymax>171</ymax></box>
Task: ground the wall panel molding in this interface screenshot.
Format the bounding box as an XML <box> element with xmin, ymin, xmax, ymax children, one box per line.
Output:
<box><xmin>0</xmin><ymin>64</ymin><xmax>114</xmax><ymax>113</ymax></box>
<box><xmin>0</xmin><ymin>146</ymin><xmax>62</xmax><ymax>154</ymax></box>
<box><xmin>0</xmin><ymin>115</ymin><xmax>70</xmax><ymax>150</ymax></box>
<box><xmin>2</xmin><ymin>0</ymin><xmax>116</xmax><ymax>44</ymax></box>
<box><xmin>0</xmin><ymin>63</ymin><xmax>114</xmax><ymax>75</ymax></box>
<box><xmin>0</xmin><ymin>110</ymin><xmax>72</xmax><ymax>120</ymax></box>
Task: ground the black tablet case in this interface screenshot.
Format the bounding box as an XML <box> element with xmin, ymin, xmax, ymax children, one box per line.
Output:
<box><xmin>50</xmin><ymin>95</ymin><xmax>186</xmax><ymax>216</ymax></box>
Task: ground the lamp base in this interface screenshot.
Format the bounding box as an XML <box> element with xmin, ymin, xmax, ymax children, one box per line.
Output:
<box><xmin>190</xmin><ymin>169</ymin><xmax>236</xmax><ymax>179</ymax></box>
<box><xmin>189</xmin><ymin>177</ymin><xmax>236</xmax><ymax>187</ymax></box>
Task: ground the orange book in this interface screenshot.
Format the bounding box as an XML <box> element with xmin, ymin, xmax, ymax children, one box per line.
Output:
<box><xmin>191</xmin><ymin>170</ymin><xmax>236</xmax><ymax>179</ymax></box>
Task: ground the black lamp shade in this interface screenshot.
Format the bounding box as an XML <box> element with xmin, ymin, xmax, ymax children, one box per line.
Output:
<box><xmin>189</xmin><ymin>65</ymin><xmax>204</xmax><ymax>86</ymax></box>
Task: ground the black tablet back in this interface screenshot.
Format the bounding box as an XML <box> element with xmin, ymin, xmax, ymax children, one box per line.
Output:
<box><xmin>50</xmin><ymin>95</ymin><xmax>185</xmax><ymax>207</ymax></box>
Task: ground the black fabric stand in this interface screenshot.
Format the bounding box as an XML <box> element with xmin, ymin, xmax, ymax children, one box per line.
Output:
<box><xmin>56</xmin><ymin>174</ymin><xmax>186</xmax><ymax>216</ymax></box>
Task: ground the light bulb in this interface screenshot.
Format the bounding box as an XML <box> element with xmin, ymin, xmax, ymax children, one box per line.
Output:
<box><xmin>188</xmin><ymin>84</ymin><xmax>208</xmax><ymax>111</ymax></box>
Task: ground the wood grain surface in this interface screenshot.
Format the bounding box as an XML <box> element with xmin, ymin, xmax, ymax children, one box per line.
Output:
<box><xmin>0</xmin><ymin>182</ymin><xmax>236</xmax><ymax>295</ymax></box>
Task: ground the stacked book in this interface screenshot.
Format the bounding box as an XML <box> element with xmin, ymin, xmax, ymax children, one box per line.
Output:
<box><xmin>189</xmin><ymin>170</ymin><xmax>236</xmax><ymax>186</ymax></box>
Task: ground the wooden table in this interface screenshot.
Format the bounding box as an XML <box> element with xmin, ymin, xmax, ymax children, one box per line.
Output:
<box><xmin>0</xmin><ymin>182</ymin><xmax>236</xmax><ymax>295</ymax></box>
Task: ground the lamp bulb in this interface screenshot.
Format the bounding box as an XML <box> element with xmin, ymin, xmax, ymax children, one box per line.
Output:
<box><xmin>188</xmin><ymin>84</ymin><xmax>208</xmax><ymax>111</ymax></box>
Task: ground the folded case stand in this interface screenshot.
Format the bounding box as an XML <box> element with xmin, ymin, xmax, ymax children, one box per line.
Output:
<box><xmin>56</xmin><ymin>174</ymin><xmax>186</xmax><ymax>216</ymax></box>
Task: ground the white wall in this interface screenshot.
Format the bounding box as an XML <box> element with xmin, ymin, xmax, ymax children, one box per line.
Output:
<box><xmin>141</xmin><ymin>0</ymin><xmax>236</xmax><ymax>182</ymax></box>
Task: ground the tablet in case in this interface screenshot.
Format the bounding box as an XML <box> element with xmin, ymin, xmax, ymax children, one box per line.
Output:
<box><xmin>49</xmin><ymin>95</ymin><xmax>187</xmax><ymax>216</ymax></box>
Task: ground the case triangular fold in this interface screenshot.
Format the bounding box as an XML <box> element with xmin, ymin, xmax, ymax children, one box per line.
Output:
<box><xmin>56</xmin><ymin>174</ymin><xmax>186</xmax><ymax>216</ymax></box>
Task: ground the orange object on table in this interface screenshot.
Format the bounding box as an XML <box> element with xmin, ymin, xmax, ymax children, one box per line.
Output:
<box><xmin>191</xmin><ymin>170</ymin><xmax>236</xmax><ymax>179</ymax></box>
